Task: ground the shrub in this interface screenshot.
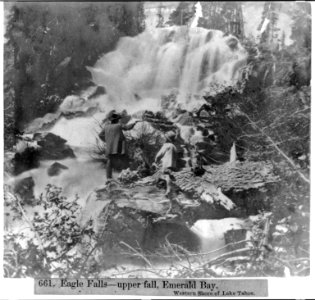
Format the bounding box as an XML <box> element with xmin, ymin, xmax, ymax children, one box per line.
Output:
<box><xmin>4</xmin><ymin>185</ymin><xmax>96</xmax><ymax>277</ymax></box>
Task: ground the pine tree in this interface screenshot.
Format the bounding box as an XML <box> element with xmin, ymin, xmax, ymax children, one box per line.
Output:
<box><xmin>258</xmin><ymin>2</ymin><xmax>281</xmax><ymax>46</ymax></box>
<box><xmin>156</xmin><ymin>3</ymin><xmax>165</xmax><ymax>28</ymax></box>
<box><xmin>167</xmin><ymin>2</ymin><xmax>196</xmax><ymax>26</ymax></box>
<box><xmin>136</xmin><ymin>2</ymin><xmax>146</xmax><ymax>33</ymax></box>
<box><xmin>198</xmin><ymin>2</ymin><xmax>244</xmax><ymax>39</ymax></box>
<box><xmin>290</xmin><ymin>2</ymin><xmax>311</xmax><ymax>51</ymax></box>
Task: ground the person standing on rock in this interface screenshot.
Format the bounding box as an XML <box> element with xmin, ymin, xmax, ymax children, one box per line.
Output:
<box><xmin>154</xmin><ymin>131</ymin><xmax>179</xmax><ymax>214</ymax></box>
<box><xmin>154</xmin><ymin>131</ymin><xmax>178</xmax><ymax>172</ymax></box>
<box><xmin>99</xmin><ymin>111</ymin><xmax>139</xmax><ymax>180</ymax></box>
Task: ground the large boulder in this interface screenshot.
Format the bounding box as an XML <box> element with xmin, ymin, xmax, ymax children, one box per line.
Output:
<box><xmin>80</xmin><ymin>180</ymin><xmax>240</xmax><ymax>253</ymax></box>
<box><xmin>12</xmin><ymin>147</ymin><xmax>41</xmax><ymax>175</ymax></box>
<box><xmin>47</xmin><ymin>162</ymin><xmax>68</xmax><ymax>177</ymax></box>
<box><xmin>59</xmin><ymin>95</ymin><xmax>98</xmax><ymax>119</ymax></box>
<box><xmin>11</xmin><ymin>133</ymin><xmax>75</xmax><ymax>175</ymax></box>
<box><xmin>27</xmin><ymin>112</ymin><xmax>61</xmax><ymax>132</ymax></box>
<box><xmin>81</xmin><ymin>182</ymin><xmax>168</xmax><ymax>250</ymax></box>
<box><xmin>27</xmin><ymin>89</ymin><xmax>105</xmax><ymax>132</ymax></box>
<box><xmin>13</xmin><ymin>176</ymin><xmax>35</xmax><ymax>204</ymax></box>
<box><xmin>33</xmin><ymin>132</ymin><xmax>75</xmax><ymax>160</ymax></box>
<box><xmin>87</xmin><ymin>199</ymin><xmax>202</xmax><ymax>253</ymax></box>
<box><xmin>87</xmin><ymin>85</ymin><xmax>106</xmax><ymax>99</ymax></box>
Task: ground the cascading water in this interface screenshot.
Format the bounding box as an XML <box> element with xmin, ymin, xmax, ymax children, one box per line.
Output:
<box><xmin>33</xmin><ymin>26</ymin><xmax>245</xmax><ymax>201</ymax></box>
<box><xmin>47</xmin><ymin>26</ymin><xmax>246</xmax><ymax>149</ymax></box>
<box><xmin>89</xmin><ymin>26</ymin><xmax>247</xmax><ymax>108</ymax></box>
<box><xmin>26</xmin><ymin>26</ymin><xmax>246</xmax><ymax>200</ymax></box>
<box><xmin>16</xmin><ymin>26</ymin><xmax>248</xmax><ymax>268</ymax></box>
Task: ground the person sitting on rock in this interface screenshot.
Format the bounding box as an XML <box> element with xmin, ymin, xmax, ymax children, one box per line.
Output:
<box><xmin>154</xmin><ymin>131</ymin><xmax>178</xmax><ymax>172</ymax></box>
<box><xmin>99</xmin><ymin>111</ymin><xmax>139</xmax><ymax>180</ymax></box>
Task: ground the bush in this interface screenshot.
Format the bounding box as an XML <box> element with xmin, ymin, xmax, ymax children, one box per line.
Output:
<box><xmin>4</xmin><ymin>185</ymin><xmax>97</xmax><ymax>277</ymax></box>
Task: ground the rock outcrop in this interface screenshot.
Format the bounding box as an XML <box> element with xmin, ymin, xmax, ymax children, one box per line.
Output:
<box><xmin>81</xmin><ymin>178</ymin><xmax>241</xmax><ymax>252</ymax></box>
<box><xmin>11</xmin><ymin>133</ymin><xmax>75</xmax><ymax>175</ymax></box>
<box><xmin>87</xmin><ymin>85</ymin><xmax>106</xmax><ymax>99</ymax></box>
<box><xmin>34</xmin><ymin>132</ymin><xmax>75</xmax><ymax>160</ymax></box>
<box><xmin>80</xmin><ymin>157</ymin><xmax>279</xmax><ymax>253</ymax></box>
<box><xmin>13</xmin><ymin>176</ymin><xmax>35</xmax><ymax>203</ymax></box>
<box><xmin>12</xmin><ymin>147</ymin><xmax>41</xmax><ymax>175</ymax></box>
<box><xmin>47</xmin><ymin>162</ymin><xmax>69</xmax><ymax>177</ymax></box>
<box><xmin>27</xmin><ymin>86</ymin><xmax>106</xmax><ymax>133</ymax></box>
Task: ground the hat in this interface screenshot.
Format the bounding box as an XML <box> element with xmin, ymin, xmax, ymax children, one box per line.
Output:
<box><xmin>165</xmin><ymin>131</ymin><xmax>176</xmax><ymax>142</ymax></box>
<box><xmin>106</xmin><ymin>110</ymin><xmax>121</xmax><ymax>121</ymax></box>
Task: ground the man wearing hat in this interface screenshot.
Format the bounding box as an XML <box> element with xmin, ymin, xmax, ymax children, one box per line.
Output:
<box><xmin>99</xmin><ymin>110</ymin><xmax>139</xmax><ymax>179</ymax></box>
<box><xmin>154</xmin><ymin>130</ymin><xmax>178</xmax><ymax>172</ymax></box>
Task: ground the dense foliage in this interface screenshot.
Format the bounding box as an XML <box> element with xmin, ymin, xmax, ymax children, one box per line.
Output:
<box><xmin>167</xmin><ymin>2</ymin><xmax>195</xmax><ymax>26</ymax></box>
<box><xmin>199</xmin><ymin>2</ymin><xmax>311</xmax><ymax>275</ymax></box>
<box><xmin>4</xmin><ymin>2</ymin><xmax>145</xmax><ymax>144</ymax></box>
<box><xmin>4</xmin><ymin>185</ymin><xmax>99</xmax><ymax>277</ymax></box>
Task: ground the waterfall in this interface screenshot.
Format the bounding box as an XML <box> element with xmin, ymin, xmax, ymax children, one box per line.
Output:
<box><xmin>25</xmin><ymin>25</ymin><xmax>248</xmax><ymax>204</ymax></box>
<box><xmin>45</xmin><ymin>26</ymin><xmax>247</xmax><ymax>149</ymax></box>
<box><xmin>12</xmin><ymin>25</ymin><xmax>249</xmax><ymax>266</ymax></box>
<box><xmin>89</xmin><ymin>26</ymin><xmax>247</xmax><ymax>106</ymax></box>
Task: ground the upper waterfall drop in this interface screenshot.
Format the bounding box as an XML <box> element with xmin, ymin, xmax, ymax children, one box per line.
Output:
<box><xmin>88</xmin><ymin>26</ymin><xmax>247</xmax><ymax>107</ymax></box>
<box><xmin>44</xmin><ymin>26</ymin><xmax>247</xmax><ymax>148</ymax></box>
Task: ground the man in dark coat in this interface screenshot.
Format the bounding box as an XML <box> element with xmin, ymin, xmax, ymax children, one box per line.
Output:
<box><xmin>99</xmin><ymin>111</ymin><xmax>139</xmax><ymax>179</ymax></box>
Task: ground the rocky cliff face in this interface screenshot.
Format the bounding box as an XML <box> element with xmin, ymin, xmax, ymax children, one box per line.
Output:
<box><xmin>80</xmin><ymin>156</ymin><xmax>278</xmax><ymax>253</ymax></box>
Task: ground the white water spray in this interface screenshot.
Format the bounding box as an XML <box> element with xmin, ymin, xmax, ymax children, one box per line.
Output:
<box><xmin>89</xmin><ymin>26</ymin><xmax>247</xmax><ymax>108</ymax></box>
<box><xmin>19</xmin><ymin>26</ymin><xmax>249</xmax><ymax>254</ymax></box>
<box><xmin>23</xmin><ymin>25</ymin><xmax>248</xmax><ymax>202</ymax></box>
<box><xmin>33</xmin><ymin>26</ymin><xmax>246</xmax><ymax>149</ymax></box>
<box><xmin>20</xmin><ymin>24</ymin><xmax>248</xmax><ymax>202</ymax></box>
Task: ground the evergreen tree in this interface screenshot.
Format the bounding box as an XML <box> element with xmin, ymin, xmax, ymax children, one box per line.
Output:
<box><xmin>156</xmin><ymin>3</ymin><xmax>165</xmax><ymax>28</ymax></box>
<box><xmin>167</xmin><ymin>2</ymin><xmax>196</xmax><ymax>26</ymax></box>
<box><xmin>290</xmin><ymin>2</ymin><xmax>311</xmax><ymax>51</ymax></box>
<box><xmin>258</xmin><ymin>2</ymin><xmax>281</xmax><ymax>46</ymax></box>
<box><xmin>137</xmin><ymin>2</ymin><xmax>146</xmax><ymax>33</ymax></box>
<box><xmin>198</xmin><ymin>2</ymin><xmax>244</xmax><ymax>38</ymax></box>
<box><xmin>4</xmin><ymin>2</ymin><xmax>146</xmax><ymax>130</ymax></box>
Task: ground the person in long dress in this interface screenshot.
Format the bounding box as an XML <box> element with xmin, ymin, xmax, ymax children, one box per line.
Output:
<box><xmin>154</xmin><ymin>131</ymin><xmax>178</xmax><ymax>172</ymax></box>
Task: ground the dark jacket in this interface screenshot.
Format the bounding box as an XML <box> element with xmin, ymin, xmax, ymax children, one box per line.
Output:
<box><xmin>99</xmin><ymin>123</ymin><xmax>135</xmax><ymax>155</ymax></box>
